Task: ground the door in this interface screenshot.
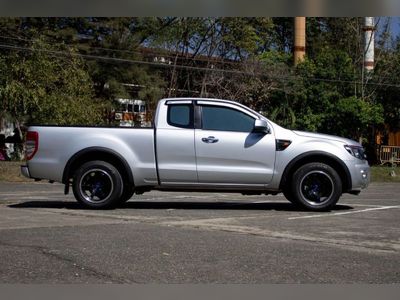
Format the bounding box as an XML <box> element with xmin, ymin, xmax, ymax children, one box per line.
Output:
<box><xmin>156</xmin><ymin>102</ymin><xmax>197</xmax><ymax>184</ymax></box>
<box><xmin>195</xmin><ymin>104</ymin><xmax>276</xmax><ymax>185</ymax></box>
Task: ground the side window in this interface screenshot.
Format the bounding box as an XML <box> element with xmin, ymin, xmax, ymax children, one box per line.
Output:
<box><xmin>201</xmin><ymin>106</ymin><xmax>254</xmax><ymax>132</ymax></box>
<box><xmin>167</xmin><ymin>104</ymin><xmax>194</xmax><ymax>129</ymax></box>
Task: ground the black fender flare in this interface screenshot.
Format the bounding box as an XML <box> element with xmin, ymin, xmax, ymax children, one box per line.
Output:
<box><xmin>62</xmin><ymin>147</ymin><xmax>134</xmax><ymax>185</ymax></box>
<box><xmin>279</xmin><ymin>151</ymin><xmax>352</xmax><ymax>192</ymax></box>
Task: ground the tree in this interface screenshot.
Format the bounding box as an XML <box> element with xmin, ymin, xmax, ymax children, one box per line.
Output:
<box><xmin>0</xmin><ymin>38</ymin><xmax>103</xmax><ymax>138</ymax></box>
<box><xmin>141</xmin><ymin>17</ymin><xmax>274</xmax><ymax>98</ymax></box>
<box><xmin>270</xmin><ymin>18</ymin><xmax>294</xmax><ymax>52</ymax></box>
<box><xmin>288</xmin><ymin>47</ymin><xmax>384</xmax><ymax>140</ymax></box>
<box><xmin>0</xmin><ymin>17</ymin><xmax>393</xmax><ymax>150</ymax></box>
<box><xmin>329</xmin><ymin>96</ymin><xmax>384</xmax><ymax>140</ymax></box>
<box><xmin>0</xmin><ymin>18</ymin><xmax>167</xmax><ymax>111</ymax></box>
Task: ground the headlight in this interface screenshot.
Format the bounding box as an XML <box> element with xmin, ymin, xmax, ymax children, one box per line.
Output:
<box><xmin>344</xmin><ymin>145</ymin><xmax>367</xmax><ymax>160</ymax></box>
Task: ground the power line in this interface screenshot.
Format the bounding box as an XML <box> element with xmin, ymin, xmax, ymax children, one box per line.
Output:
<box><xmin>1</xmin><ymin>34</ymin><xmax>399</xmax><ymax>85</ymax></box>
<box><xmin>1</xmin><ymin>43</ymin><xmax>400</xmax><ymax>89</ymax></box>
<box><xmin>0</xmin><ymin>34</ymin><xmax>243</xmax><ymax>66</ymax></box>
<box><xmin>0</xmin><ymin>43</ymin><xmax>247</xmax><ymax>74</ymax></box>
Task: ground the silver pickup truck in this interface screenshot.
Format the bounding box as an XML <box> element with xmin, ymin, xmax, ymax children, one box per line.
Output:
<box><xmin>21</xmin><ymin>98</ymin><xmax>370</xmax><ymax>211</ymax></box>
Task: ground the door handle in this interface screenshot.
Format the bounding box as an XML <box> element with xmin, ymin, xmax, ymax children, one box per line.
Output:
<box><xmin>202</xmin><ymin>136</ymin><xmax>219</xmax><ymax>143</ymax></box>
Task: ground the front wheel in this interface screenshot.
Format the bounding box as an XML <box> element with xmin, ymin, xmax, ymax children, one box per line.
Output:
<box><xmin>283</xmin><ymin>189</ymin><xmax>299</xmax><ymax>205</ymax></box>
<box><xmin>72</xmin><ymin>160</ymin><xmax>123</xmax><ymax>209</ymax></box>
<box><xmin>291</xmin><ymin>162</ymin><xmax>342</xmax><ymax>211</ymax></box>
<box><xmin>119</xmin><ymin>185</ymin><xmax>135</xmax><ymax>204</ymax></box>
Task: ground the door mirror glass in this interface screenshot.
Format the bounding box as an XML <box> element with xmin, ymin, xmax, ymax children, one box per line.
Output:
<box><xmin>254</xmin><ymin>119</ymin><xmax>270</xmax><ymax>134</ymax></box>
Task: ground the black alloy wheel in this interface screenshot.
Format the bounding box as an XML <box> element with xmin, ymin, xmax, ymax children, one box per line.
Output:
<box><xmin>291</xmin><ymin>162</ymin><xmax>342</xmax><ymax>211</ymax></box>
<box><xmin>72</xmin><ymin>160</ymin><xmax>123</xmax><ymax>209</ymax></box>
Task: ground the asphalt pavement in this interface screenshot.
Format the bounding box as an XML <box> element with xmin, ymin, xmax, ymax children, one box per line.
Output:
<box><xmin>0</xmin><ymin>181</ymin><xmax>399</xmax><ymax>283</ymax></box>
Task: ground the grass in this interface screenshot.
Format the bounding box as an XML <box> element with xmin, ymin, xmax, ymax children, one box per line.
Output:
<box><xmin>0</xmin><ymin>161</ymin><xmax>31</xmax><ymax>182</ymax></box>
<box><xmin>370</xmin><ymin>165</ymin><xmax>400</xmax><ymax>183</ymax></box>
<box><xmin>1</xmin><ymin>161</ymin><xmax>400</xmax><ymax>183</ymax></box>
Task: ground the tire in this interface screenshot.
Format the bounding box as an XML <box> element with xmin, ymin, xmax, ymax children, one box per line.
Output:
<box><xmin>291</xmin><ymin>162</ymin><xmax>342</xmax><ymax>211</ymax></box>
<box><xmin>120</xmin><ymin>185</ymin><xmax>135</xmax><ymax>204</ymax></box>
<box><xmin>72</xmin><ymin>160</ymin><xmax>123</xmax><ymax>209</ymax></box>
<box><xmin>282</xmin><ymin>189</ymin><xmax>299</xmax><ymax>205</ymax></box>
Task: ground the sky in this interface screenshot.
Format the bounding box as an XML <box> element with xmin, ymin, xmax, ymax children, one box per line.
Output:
<box><xmin>387</xmin><ymin>16</ymin><xmax>400</xmax><ymax>38</ymax></box>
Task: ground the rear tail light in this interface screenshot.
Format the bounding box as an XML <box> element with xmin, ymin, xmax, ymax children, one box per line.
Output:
<box><xmin>26</xmin><ymin>131</ymin><xmax>39</xmax><ymax>160</ymax></box>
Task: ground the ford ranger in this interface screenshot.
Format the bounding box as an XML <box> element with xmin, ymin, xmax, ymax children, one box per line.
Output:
<box><xmin>21</xmin><ymin>98</ymin><xmax>370</xmax><ymax>211</ymax></box>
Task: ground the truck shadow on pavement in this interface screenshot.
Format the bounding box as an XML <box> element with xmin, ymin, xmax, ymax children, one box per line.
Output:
<box><xmin>8</xmin><ymin>200</ymin><xmax>354</xmax><ymax>212</ymax></box>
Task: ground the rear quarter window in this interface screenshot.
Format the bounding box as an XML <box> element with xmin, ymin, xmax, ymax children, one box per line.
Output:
<box><xmin>167</xmin><ymin>104</ymin><xmax>194</xmax><ymax>129</ymax></box>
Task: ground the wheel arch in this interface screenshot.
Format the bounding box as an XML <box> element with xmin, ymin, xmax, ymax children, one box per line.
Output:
<box><xmin>279</xmin><ymin>151</ymin><xmax>352</xmax><ymax>193</ymax></box>
<box><xmin>62</xmin><ymin>147</ymin><xmax>134</xmax><ymax>186</ymax></box>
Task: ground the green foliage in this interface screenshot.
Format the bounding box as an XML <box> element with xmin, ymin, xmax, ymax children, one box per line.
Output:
<box><xmin>306</xmin><ymin>18</ymin><xmax>363</xmax><ymax>65</ymax></box>
<box><xmin>219</xmin><ymin>18</ymin><xmax>273</xmax><ymax>56</ymax></box>
<box><xmin>372</xmin><ymin>38</ymin><xmax>400</xmax><ymax>131</ymax></box>
<box><xmin>83</xmin><ymin>18</ymin><xmax>166</xmax><ymax>105</ymax></box>
<box><xmin>0</xmin><ymin>38</ymin><xmax>103</xmax><ymax>126</ymax></box>
<box><xmin>270</xmin><ymin>97</ymin><xmax>297</xmax><ymax>129</ymax></box>
<box><xmin>0</xmin><ymin>18</ymin><xmax>167</xmax><ymax>124</ymax></box>
<box><xmin>0</xmin><ymin>17</ymin><xmax>394</xmax><ymax>148</ymax></box>
<box><xmin>262</xmin><ymin>45</ymin><xmax>385</xmax><ymax>142</ymax></box>
<box><xmin>270</xmin><ymin>18</ymin><xmax>294</xmax><ymax>52</ymax></box>
<box><xmin>144</xmin><ymin>17</ymin><xmax>273</xmax><ymax>59</ymax></box>
<box><xmin>291</xmin><ymin>49</ymin><xmax>358</xmax><ymax>133</ymax></box>
<box><xmin>259</xmin><ymin>50</ymin><xmax>291</xmax><ymax>65</ymax></box>
<box><xmin>328</xmin><ymin>97</ymin><xmax>384</xmax><ymax>139</ymax></box>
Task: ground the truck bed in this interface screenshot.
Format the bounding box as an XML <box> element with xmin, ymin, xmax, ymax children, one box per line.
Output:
<box><xmin>27</xmin><ymin>126</ymin><xmax>158</xmax><ymax>186</ymax></box>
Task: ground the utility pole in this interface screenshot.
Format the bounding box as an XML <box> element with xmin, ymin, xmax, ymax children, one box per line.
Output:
<box><xmin>362</xmin><ymin>17</ymin><xmax>375</xmax><ymax>100</ymax></box>
<box><xmin>294</xmin><ymin>17</ymin><xmax>306</xmax><ymax>66</ymax></box>
<box><xmin>363</xmin><ymin>17</ymin><xmax>375</xmax><ymax>73</ymax></box>
<box><xmin>361</xmin><ymin>17</ymin><xmax>375</xmax><ymax>146</ymax></box>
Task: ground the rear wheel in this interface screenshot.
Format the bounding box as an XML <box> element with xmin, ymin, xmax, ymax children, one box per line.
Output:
<box><xmin>291</xmin><ymin>162</ymin><xmax>342</xmax><ymax>211</ymax></box>
<box><xmin>72</xmin><ymin>160</ymin><xmax>123</xmax><ymax>209</ymax></box>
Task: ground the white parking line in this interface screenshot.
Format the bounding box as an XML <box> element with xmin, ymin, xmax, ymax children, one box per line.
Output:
<box><xmin>288</xmin><ymin>205</ymin><xmax>400</xmax><ymax>220</ymax></box>
<box><xmin>0</xmin><ymin>191</ymin><xmax>61</xmax><ymax>196</ymax></box>
<box><xmin>253</xmin><ymin>200</ymin><xmax>276</xmax><ymax>203</ymax></box>
<box><xmin>340</xmin><ymin>203</ymin><xmax>385</xmax><ymax>207</ymax></box>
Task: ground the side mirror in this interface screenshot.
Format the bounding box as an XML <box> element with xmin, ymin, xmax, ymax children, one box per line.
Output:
<box><xmin>254</xmin><ymin>119</ymin><xmax>270</xmax><ymax>134</ymax></box>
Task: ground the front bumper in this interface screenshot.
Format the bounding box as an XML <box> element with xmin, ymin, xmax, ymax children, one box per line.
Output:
<box><xmin>21</xmin><ymin>165</ymin><xmax>31</xmax><ymax>178</ymax></box>
<box><xmin>349</xmin><ymin>160</ymin><xmax>370</xmax><ymax>191</ymax></box>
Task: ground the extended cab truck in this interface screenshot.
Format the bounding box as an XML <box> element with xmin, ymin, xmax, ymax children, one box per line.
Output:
<box><xmin>21</xmin><ymin>98</ymin><xmax>370</xmax><ymax>211</ymax></box>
